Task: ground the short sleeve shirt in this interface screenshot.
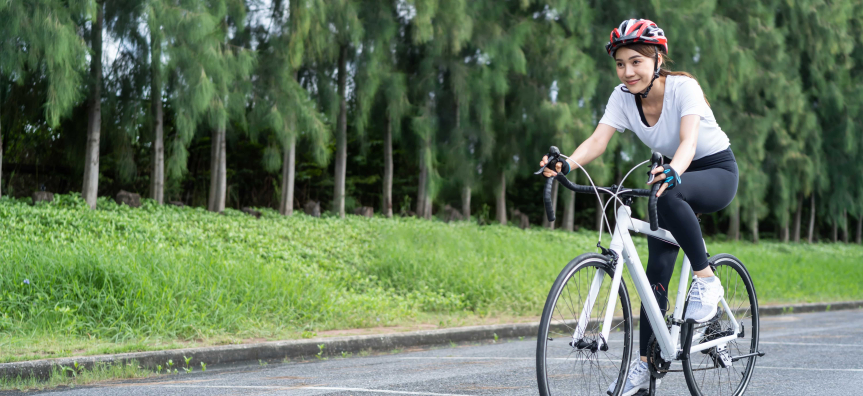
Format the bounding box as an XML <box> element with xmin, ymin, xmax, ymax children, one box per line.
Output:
<box><xmin>598</xmin><ymin>75</ymin><xmax>730</xmax><ymax>160</ymax></box>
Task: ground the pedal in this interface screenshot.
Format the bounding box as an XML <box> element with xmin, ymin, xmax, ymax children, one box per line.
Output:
<box><xmin>710</xmin><ymin>344</ymin><xmax>733</xmax><ymax>368</ymax></box>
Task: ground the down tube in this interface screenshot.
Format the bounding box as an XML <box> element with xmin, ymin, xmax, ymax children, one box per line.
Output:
<box><xmin>616</xmin><ymin>207</ymin><xmax>676</xmax><ymax>357</ymax></box>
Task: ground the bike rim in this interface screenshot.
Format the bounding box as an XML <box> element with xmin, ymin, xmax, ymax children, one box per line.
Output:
<box><xmin>540</xmin><ymin>258</ymin><xmax>632</xmax><ymax>396</ymax></box>
<box><xmin>686</xmin><ymin>256</ymin><xmax>759</xmax><ymax>396</ymax></box>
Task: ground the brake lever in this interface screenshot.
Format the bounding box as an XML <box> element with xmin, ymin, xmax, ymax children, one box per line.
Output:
<box><xmin>646</xmin><ymin>152</ymin><xmax>664</xmax><ymax>184</ymax></box>
<box><xmin>534</xmin><ymin>146</ymin><xmax>570</xmax><ymax>175</ymax></box>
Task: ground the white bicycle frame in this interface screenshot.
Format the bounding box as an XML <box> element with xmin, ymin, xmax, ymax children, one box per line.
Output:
<box><xmin>573</xmin><ymin>204</ymin><xmax>740</xmax><ymax>362</ymax></box>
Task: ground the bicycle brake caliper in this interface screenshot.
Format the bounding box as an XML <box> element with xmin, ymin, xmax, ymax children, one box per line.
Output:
<box><xmin>597</xmin><ymin>242</ymin><xmax>619</xmax><ymax>272</ymax></box>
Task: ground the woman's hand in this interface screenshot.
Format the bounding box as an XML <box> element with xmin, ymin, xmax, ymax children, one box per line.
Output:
<box><xmin>540</xmin><ymin>156</ymin><xmax>568</xmax><ymax>177</ymax></box>
<box><xmin>648</xmin><ymin>165</ymin><xmax>671</xmax><ymax>197</ymax></box>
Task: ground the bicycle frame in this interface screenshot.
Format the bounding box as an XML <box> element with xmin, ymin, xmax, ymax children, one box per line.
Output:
<box><xmin>573</xmin><ymin>204</ymin><xmax>741</xmax><ymax>362</ymax></box>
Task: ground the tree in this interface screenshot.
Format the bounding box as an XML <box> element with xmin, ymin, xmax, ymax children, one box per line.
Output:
<box><xmin>161</xmin><ymin>0</ymin><xmax>254</xmax><ymax>212</ymax></box>
<box><xmin>325</xmin><ymin>0</ymin><xmax>363</xmax><ymax>218</ymax></box>
<box><xmin>0</xmin><ymin>0</ymin><xmax>88</xmax><ymax>199</ymax></box>
<box><xmin>250</xmin><ymin>0</ymin><xmax>330</xmax><ymax>216</ymax></box>
<box><xmin>81</xmin><ymin>1</ymin><xmax>105</xmax><ymax>209</ymax></box>
<box><xmin>352</xmin><ymin>1</ymin><xmax>409</xmax><ymax>218</ymax></box>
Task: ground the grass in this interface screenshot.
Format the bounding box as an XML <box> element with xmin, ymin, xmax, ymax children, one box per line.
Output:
<box><xmin>0</xmin><ymin>193</ymin><xmax>860</xmax><ymax>366</ymax></box>
<box><xmin>0</xmin><ymin>360</ymin><xmax>154</xmax><ymax>392</ymax></box>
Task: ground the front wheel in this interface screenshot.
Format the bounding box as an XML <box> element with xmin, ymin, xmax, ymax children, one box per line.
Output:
<box><xmin>536</xmin><ymin>253</ymin><xmax>633</xmax><ymax>396</ymax></box>
<box><xmin>683</xmin><ymin>253</ymin><xmax>760</xmax><ymax>396</ymax></box>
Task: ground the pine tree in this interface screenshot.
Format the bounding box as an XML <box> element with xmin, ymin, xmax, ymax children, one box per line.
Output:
<box><xmin>324</xmin><ymin>0</ymin><xmax>363</xmax><ymax>218</ymax></box>
<box><xmin>161</xmin><ymin>0</ymin><xmax>254</xmax><ymax>212</ymax></box>
<box><xmin>0</xmin><ymin>0</ymin><xmax>89</xmax><ymax>199</ymax></box>
<box><xmin>250</xmin><ymin>0</ymin><xmax>330</xmax><ymax>216</ymax></box>
<box><xmin>353</xmin><ymin>1</ymin><xmax>409</xmax><ymax>218</ymax></box>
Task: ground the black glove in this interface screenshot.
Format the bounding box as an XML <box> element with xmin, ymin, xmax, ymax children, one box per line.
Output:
<box><xmin>661</xmin><ymin>166</ymin><xmax>681</xmax><ymax>190</ymax></box>
<box><xmin>558</xmin><ymin>159</ymin><xmax>571</xmax><ymax>175</ymax></box>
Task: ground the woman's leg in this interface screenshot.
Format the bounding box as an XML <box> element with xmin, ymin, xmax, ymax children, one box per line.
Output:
<box><xmin>655</xmin><ymin>166</ymin><xmax>738</xmax><ymax>272</ymax></box>
<box><xmin>639</xmin><ymin>216</ymin><xmax>679</xmax><ymax>360</ymax></box>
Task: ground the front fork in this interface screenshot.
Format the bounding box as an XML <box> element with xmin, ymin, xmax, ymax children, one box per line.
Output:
<box><xmin>573</xmin><ymin>227</ymin><xmax>625</xmax><ymax>347</ymax></box>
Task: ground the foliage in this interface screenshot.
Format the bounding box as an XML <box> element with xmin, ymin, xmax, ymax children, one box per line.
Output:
<box><xmin>0</xmin><ymin>196</ymin><xmax>860</xmax><ymax>362</ymax></box>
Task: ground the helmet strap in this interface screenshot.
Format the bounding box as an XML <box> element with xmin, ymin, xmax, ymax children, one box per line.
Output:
<box><xmin>621</xmin><ymin>49</ymin><xmax>661</xmax><ymax>98</ymax></box>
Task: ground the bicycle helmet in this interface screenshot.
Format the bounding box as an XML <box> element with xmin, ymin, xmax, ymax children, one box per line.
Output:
<box><xmin>606</xmin><ymin>19</ymin><xmax>668</xmax><ymax>98</ymax></box>
<box><xmin>605</xmin><ymin>19</ymin><xmax>668</xmax><ymax>56</ymax></box>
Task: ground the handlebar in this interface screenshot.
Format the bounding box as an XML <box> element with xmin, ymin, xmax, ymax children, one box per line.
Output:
<box><xmin>537</xmin><ymin>147</ymin><xmax>664</xmax><ymax>231</ymax></box>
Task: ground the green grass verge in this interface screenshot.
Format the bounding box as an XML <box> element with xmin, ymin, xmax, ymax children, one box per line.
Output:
<box><xmin>0</xmin><ymin>360</ymin><xmax>154</xmax><ymax>392</ymax></box>
<box><xmin>0</xmin><ymin>194</ymin><xmax>860</xmax><ymax>365</ymax></box>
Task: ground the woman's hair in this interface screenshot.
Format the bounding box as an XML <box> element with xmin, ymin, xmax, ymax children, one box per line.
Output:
<box><xmin>621</xmin><ymin>43</ymin><xmax>710</xmax><ymax>105</ymax></box>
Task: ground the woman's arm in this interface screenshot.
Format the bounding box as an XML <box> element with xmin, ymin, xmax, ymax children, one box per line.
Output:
<box><xmin>649</xmin><ymin>114</ymin><xmax>700</xmax><ymax>196</ymax></box>
<box><xmin>541</xmin><ymin>123</ymin><xmax>617</xmax><ymax>177</ymax></box>
<box><xmin>667</xmin><ymin>114</ymin><xmax>700</xmax><ymax>175</ymax></box>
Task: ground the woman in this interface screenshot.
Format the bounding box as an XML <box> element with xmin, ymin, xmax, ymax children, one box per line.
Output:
<box><xmin>539</xmin><ymin>19</ymin><xmax>739</xmax><ymax>396</ymax></box>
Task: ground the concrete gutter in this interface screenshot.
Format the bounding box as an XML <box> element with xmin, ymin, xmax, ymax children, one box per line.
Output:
<box><xmin>2</xmin><ymin>300</ymin><xmax>861</xmax><ymax>380</ymax></box>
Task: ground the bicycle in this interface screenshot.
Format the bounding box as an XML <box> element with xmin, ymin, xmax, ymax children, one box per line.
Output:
<box><xmin>534</xmin><ymin>147</ymin><xmax>765</xmax><ymax>396</ymax></box>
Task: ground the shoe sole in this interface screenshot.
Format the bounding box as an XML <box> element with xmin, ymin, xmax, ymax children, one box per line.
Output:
<box><xmin>686</xmin><ymin>304</ymin><xmax>719</xmax><ymax>323</ymax></box>
<box><xmin>607</xmin><ymin>380</ymin><xmax>662</xmax><ymax>396</ymax></box>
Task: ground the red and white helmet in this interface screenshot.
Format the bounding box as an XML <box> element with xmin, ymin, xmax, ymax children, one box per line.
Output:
<box><xmin>606</xmin><ymin>19</ymin><xmax>668</xmax><ymax>56</ymax></box>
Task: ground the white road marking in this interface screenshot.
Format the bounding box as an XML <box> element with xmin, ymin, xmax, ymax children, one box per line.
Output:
<box><xmin>760</xmin><ymin>341</ymin><xmax>863</xmax><ymax>347</ymax></box>
<box><xmin>398</xmin><ymin>357</ymin><xmax>863</xmax><ymax>373</ymax></box>
<box><xmin>758</xmin><ymin>366</ymin><xmax>863</xmax><ymax>372</ymax></box>
<box><xmin>159</xmin><ymin>385</ymin><xmax>471</xmax><ymax>395</ymax></box>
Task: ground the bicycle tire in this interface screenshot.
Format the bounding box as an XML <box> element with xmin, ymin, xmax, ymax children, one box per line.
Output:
<box><xmin>682</xmin><ymin>253</ymin><xmax>760</xmax><ymax>396</ymax></box>
<box><xmin>536</xmin><ymin>253</ymin><xmax>633</xmax><ymax>396</ymax></box>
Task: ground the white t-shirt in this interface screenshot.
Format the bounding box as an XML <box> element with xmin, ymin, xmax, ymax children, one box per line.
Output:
<box><xmin>598</xmin><ymin>75</ymin><xmax>730</xmax><ymax>160</ymax></box>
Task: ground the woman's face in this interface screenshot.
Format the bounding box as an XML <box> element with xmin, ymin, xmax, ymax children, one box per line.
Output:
<box><xmin>614</xmin><ymin>47</ymin><xmax>661</xmax><ymax>94</ymax></box>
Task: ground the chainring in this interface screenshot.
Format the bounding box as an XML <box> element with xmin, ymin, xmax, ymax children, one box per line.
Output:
<box><xmin>646</xmin><ymin>334</ymin><xmax>671</xmax><ymax>379</ymax></box>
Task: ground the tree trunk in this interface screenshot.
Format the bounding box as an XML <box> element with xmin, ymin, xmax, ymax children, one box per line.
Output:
<box><xmin>383</xmin><ymin>115</ymin><xmax>393</xmax><ymax>218</ymax></box>
<box><xmin>842</xmin><ymin>209</ymin><xmax>849</xmax><ymax>243</ymax></box>
<box><xmin>792</xmin><ymin>194</ymin><xmax>803</xmax><ymax>243</ymax></box>
<box><xmin>417</xmin><ymin>150</ymin><xmax>427</xmax><ymax>217</ymax></box>
<box><xmin>856</xmin><ymin>215</ymin><xmax>862</xmax><ymax>244</ymax></box>
<box><xmin>333</xmin><ymin>44</ymin><xmax>348</xmax><ymax>218</ymax></box>
<box><xmin>208</xmin><ymin>129</ymin><xmax>219</xmax><ymax>210</ymax></box>
<box><xmin>218</xmin><ymin>127</ymin><xmax>226</xmax><ymax>210</ymax></box>
<box><xmin>82</xmin><ymin>2</ymin><xmax>104</xmax><ymax>210</ymax></box>
<box><xmin>496</xmin><ymin>172</ymin><xmax>507</xmax><ymax>225</ymax></box>
<box><xmin>150</xmin><ymin>29</ymin><xmax>164</xmax><ymax>205</ymax></box>
<box><xmin>832</xmin><ymin>220</ymin><xmax>838</xmax><ymax>243</ymax></box>
<box><xmin>781</xmin><ymin>215</ymin><xmax>789</xmax><ymax>243</ymax></box>
<box><xmin>208</xmin><ymin>126</ymin><xmax>226</xmax><ymax>212</ymax></box>
<box><xmin>279</xmin><ymin>134</ymin><xmax>296</xmax><ymax>216</ymax></box>
<box><xmin>750</xmin><ymin>213</ymin><xmax>759</xmax><ymax>244</ymax></box>
<box><xmin>424</xmin><ymin>189</ymin><xmax>432</xmax><ymax>219</ymax></box>
<box><xmin>543</xmin><ymin>182</ymin><xmax>559</xmax><ymax>229</ymax></box>
<box><xmin>728</xmin><ymin>200</ymin><xmax>740</xmax><ymax>241</ymax></box>
<box><xmin>807</xmin><ymin>194</ymin><xmax>816</xmax><ymax>243</ymax></box>
<box><xmin>208</xmin><ymin>126</ymin><xmax>227</xmax><ymax>213</ymax></box>
<box><xmin>563</xmin><ymin>189</ymin><xmax>575</xmax><ymax>231</ymax></box>
<box><xmin>461</xmin><ymin>186</ymin><xmax>471</xmax><ymax>220</ymax></box>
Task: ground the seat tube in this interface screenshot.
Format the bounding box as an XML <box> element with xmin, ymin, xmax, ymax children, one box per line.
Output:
<box><xmin>670</xmin><ymin>254</ymin><xmax>692</xmax><ymax>347</ymax></box>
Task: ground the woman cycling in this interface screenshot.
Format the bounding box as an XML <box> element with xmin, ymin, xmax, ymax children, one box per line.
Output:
<box><xmin>539</xmin><ymin>19</ymin><xmax>739</xmax><ymax>396</ymax></box>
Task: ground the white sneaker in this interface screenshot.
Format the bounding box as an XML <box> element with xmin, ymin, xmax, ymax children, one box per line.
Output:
<box><xmin>684</xmin><ymin>276</ymin><xmax>724</xmax><ymax>323</ymax></box>
<box><xmin>606</xmin><ymin>358</ymin><xmax>661</xmax><ymax>396</ymax></box>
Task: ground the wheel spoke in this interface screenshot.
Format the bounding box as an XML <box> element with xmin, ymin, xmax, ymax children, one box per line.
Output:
<box><xmin>538</xmin><ymin>260</ymin><xmax>631</xmax><ymax>396</ymax></box>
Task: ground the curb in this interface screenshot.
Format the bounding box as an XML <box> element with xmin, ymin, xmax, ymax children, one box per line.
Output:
<box><xmin>3</xmin><ymin>300</ymin><xmax>862</xmax><ymax>380</ymax></box>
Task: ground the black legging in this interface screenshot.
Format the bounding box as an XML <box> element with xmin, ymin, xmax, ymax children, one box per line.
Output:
<box><xmin>639</xmin><ymin>147</ymin><xmax>738</xmax><ymax>357</ymax></box>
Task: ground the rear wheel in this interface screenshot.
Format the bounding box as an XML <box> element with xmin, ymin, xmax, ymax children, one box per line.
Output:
<box><xmin>536</xmin><ymin>253</ymin><xmax>633</xmax><ymax>396</ymax></box>
<box><xmin>683</xmin><ymin>253</ymin><xmax>760</xmax><ymax>396</ymax></box>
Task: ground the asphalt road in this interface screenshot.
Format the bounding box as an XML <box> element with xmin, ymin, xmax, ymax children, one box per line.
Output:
<box><xmin>20</xmin><ymin>309</ymin><xmax>863</xmax><ymax>396</ymax></box>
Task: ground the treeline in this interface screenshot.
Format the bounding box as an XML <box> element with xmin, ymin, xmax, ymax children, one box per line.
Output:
<box><xmin>1</xmin><ymin>0</ymin><xmax>862</xmax><ymax>243</ymax></box>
